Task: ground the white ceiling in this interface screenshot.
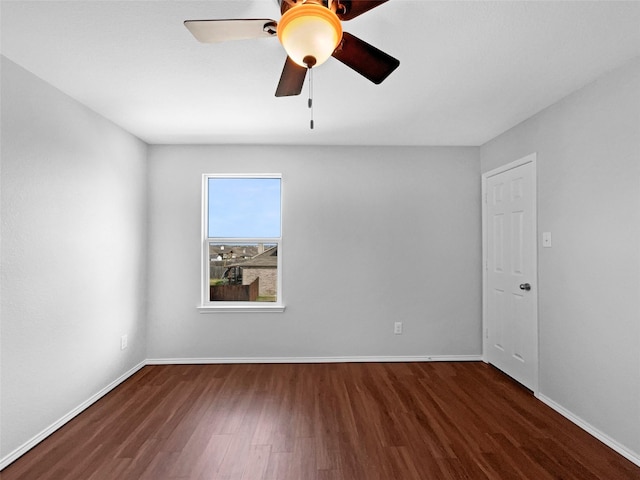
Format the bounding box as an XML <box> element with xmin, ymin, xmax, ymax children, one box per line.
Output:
<box><xmin>2</xmin><ymin>0</ymin><xmax>639</xmax><ymax>146</ymax></box>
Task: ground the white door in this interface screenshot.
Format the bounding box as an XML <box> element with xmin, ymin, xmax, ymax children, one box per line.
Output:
<box><xmin>483</xmin><ymin>156</ymin><xmax>538</xmax><ymax>391</ymax></box>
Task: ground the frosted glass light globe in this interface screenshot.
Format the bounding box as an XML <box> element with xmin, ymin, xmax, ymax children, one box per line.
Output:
<box><xmin>278</xmin><ymin>4</ymin><xmax>342</xmax><ymax>68</ymax></box>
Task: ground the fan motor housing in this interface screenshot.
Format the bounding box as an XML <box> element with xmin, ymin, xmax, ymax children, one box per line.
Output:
<box><xmin>279</xmin><ymin>0</ymin><xmax>343</xmax><ymax>15</ymax></box>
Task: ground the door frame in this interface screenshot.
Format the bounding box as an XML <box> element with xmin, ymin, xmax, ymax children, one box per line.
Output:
<box><xmin>481</xmin><ymin>152</ymin><xmax>539</xmax><ymax>395</ymax></box>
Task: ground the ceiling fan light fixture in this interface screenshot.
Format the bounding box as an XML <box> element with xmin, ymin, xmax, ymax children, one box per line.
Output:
<box><xmin>277</xmin><ymin>4</ymin><xmax>342</xmax><ymax>68</ymax></box>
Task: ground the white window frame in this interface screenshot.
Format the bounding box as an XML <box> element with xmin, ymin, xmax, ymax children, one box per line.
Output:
<box><xmin>198</xmin><ymin>173</ymin><xmax>284</xmax><ymax>313</ymax></box>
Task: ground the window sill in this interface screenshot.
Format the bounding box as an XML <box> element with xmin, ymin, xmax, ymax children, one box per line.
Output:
<box><xmin>197</xmin><ymin>304</ymin><xmax>286</xmax><ymax>313</ymax></box>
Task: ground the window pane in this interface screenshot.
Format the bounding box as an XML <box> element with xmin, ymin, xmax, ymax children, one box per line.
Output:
<box><xmin>209</xmin><ymin>243</ymin><xmax>278</xmax><ymax>302</ymax></box>
<box><xmin>208</xmin><ymin>178</ymin><xmax>281</xmax><ymax>238</ymax></box>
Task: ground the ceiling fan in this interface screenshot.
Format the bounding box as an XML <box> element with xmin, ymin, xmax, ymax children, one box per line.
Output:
<box><xmin>184</xmin><ymin>0</ymin><xmax>400</xmax><ymax>97</ymax></box>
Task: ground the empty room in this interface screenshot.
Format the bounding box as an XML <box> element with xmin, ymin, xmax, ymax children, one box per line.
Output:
<box><xmin>1</xmin><ymin>1</ymin><xmax>639</xmax><ymax>479</ymax></box>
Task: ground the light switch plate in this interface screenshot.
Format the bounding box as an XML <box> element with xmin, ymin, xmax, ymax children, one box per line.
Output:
<box><xmin>542</xmin><ymin>232</ymin><xmax>552</xmax><ymax>248</ymax></box>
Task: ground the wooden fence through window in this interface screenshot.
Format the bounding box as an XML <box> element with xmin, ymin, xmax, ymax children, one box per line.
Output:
<box><xmin>210</xmin><ymin>278</ymin><xmax>259</xmax><ymax>301</ymax></box>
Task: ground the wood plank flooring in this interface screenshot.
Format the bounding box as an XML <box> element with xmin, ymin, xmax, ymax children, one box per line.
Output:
<box><xmin>2</xmin><ymin>362</ymin><xmax>639</xmax><ymax>479</ymax></box>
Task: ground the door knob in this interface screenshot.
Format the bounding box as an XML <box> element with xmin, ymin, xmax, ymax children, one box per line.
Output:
<box><xmin>519</xmin><ymin>283</ymin><xmax>531</xmax><ymax>291</ymax></box>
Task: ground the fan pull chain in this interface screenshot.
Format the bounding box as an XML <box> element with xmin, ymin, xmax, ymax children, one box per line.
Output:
<box><xmin>308</xmin><ymin>67</ymin><xmax>314</xmax><ymax>130</ymax></box>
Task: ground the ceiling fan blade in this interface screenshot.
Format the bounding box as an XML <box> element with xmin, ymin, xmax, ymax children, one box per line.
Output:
<box><xmin>184</xmin><ymin>19</ymin><xmax>277</xmax><ymax>43</ymax></box>
<box><xmin>275</xmin><ymin>57</ymin><xmax>308</xmax><ymax>97</ymax></box>
<box><xmin>332</xmin><ymin>32</ymin><xmax>400</xmax><ymax>84</ymax></box>
<box><xmin>336</xmin><ymin>0</ymin><xmax>389</xmax><ymax>21</ymax></box>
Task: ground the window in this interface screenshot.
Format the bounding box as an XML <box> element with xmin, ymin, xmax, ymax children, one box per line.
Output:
<box><xmin>199</xmin><ymin>175</ymin><xmax>283</xmax><ymax>312</ymax></box>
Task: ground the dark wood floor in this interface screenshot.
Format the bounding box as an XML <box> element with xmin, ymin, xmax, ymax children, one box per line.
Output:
<box><xmin>2</xmin><ymin>362</ymin><xmax>639</xmax><ymax>479</ymax></box>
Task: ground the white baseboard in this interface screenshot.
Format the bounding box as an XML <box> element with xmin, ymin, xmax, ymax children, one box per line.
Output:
<box><xmin>145</xmin><ymin>354</ymin><xmax>483</xmax><ymax>365</ymax></box>
<box><xmin>0</xmin><ymin>360</ymin><xmax>146</xmax><ymax>471</ymax></box>
<box><xmin>537</xmin><ymin>393</ymin><xmax>640</xmax><ymax>467</ymax></box>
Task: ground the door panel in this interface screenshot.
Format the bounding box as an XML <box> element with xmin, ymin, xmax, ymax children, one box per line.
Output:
<box><xmin>484</xmin><ymin>159</ymin><xmax>537</xmax><ymax>390</ymax></box>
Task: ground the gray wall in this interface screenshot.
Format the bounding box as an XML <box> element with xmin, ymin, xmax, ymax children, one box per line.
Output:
<box><xmin>146</xmin><ymin>145</ymin><xmax>482</xmax><ymax>360</ymax></box>
<box><xmin>481</xmin><ymin>58</ymin><xmax>640</xmax><ymax>458</ymax></box>
<box><xmin>0</xmin><ymin>57</ymin><xmax>149</xmax><ymax>461</ymax></box>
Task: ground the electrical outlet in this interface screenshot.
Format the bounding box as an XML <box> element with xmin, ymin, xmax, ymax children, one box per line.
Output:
<box><xmin>394</xmin><ymin>322</ymin><xmax>403</xmax><ymax>335</ymax></box>
<box><xmin>121</xmin><ymin>334</ymin><xmax>128</xmax><ymax>350</ymax></box>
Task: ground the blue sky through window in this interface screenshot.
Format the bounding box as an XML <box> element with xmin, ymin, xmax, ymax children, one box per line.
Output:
<box><xmin>208</xmin><ymin>177</ymin><xmax>281</xmax><ymax>238</ymax></box>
